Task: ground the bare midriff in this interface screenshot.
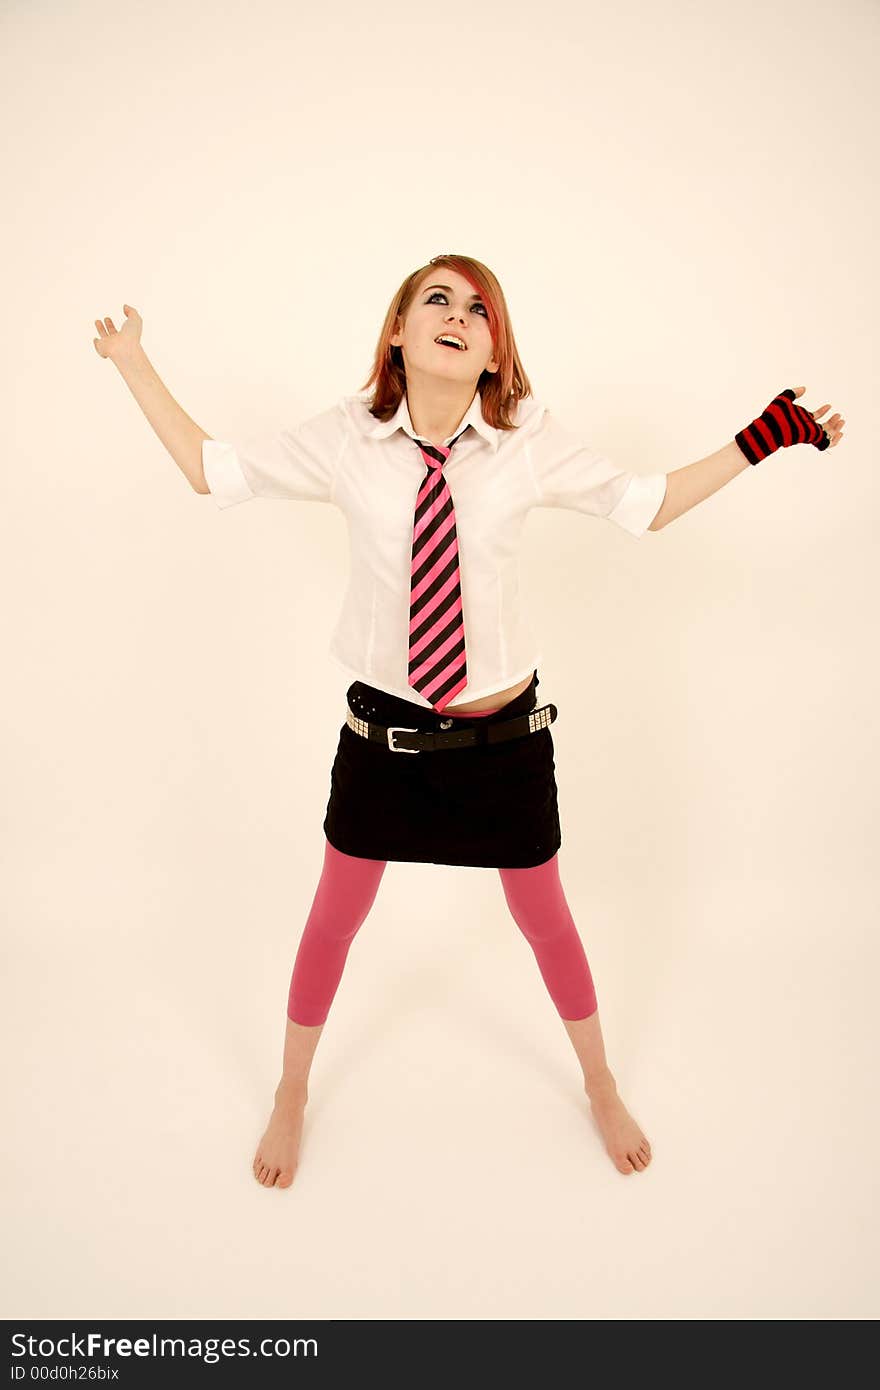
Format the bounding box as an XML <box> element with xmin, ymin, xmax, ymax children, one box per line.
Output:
<box><xmin>443</xmin><ymin>670</ymin><xmax>535</xmax><ymax>715</ymax></box>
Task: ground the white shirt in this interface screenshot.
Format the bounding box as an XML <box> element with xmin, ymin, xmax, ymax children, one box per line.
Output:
<box><xmin>202</xmin><ymin>389</ymin><xmax>668</xmax><ymax>707</ymax></box>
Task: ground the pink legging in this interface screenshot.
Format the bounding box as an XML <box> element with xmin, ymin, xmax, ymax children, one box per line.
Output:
<box><xmin>288</xmin><ymin>700</ymin><xmax>597</xmax><ymax>1025</ymax></box>
<box><xmin>287</xmin><ymin>837</ymin><xmax>598</xmax><ymax>1026</ymax></box>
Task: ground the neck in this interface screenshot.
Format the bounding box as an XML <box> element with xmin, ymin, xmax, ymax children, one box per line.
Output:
<box><xmin>404</xmin><ymin>376</ymin><xmax>476</xmax><ymax>447</ymax></box>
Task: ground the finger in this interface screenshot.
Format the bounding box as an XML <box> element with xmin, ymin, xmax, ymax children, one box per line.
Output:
<box><xmin>793</xmin><ymin>385</ymin><xmax>806</xmax><ymax>397</ymax></box>
<box><xmin>812</xmin><ymin>404</ymin><xmax>831</xmax><ymax>417</ymax></box>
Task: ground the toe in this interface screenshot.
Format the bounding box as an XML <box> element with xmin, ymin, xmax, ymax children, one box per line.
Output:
<box><xmin>278</xmin><ymin>1171</ymin><xmax>294</xmax><ymax>1188</ymax></box>
<box><xmin>615</xmin><ymin>1153</ymin><xmax>635</xmax><ymax>1173</ymax></box>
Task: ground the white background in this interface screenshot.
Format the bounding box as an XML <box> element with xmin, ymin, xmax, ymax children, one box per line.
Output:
<box><xmin>3</xmin><ymin>0</ymin><xmax>877</xmax><ymax>1319</ymax></box>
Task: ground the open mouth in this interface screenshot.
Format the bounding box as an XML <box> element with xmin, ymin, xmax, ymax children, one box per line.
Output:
<box><xmin>434</xmin><ymin>335</ymin><xmax>467</xmax><ymax>351</ymax></box>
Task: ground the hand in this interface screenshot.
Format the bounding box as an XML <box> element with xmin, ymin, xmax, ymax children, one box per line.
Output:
<box><xmin>735</xmin><ymin>386</ymin><xmax>846</xmax><ymax>465</ymax></box>
<box><xmin>92</xmin><ymin>304</ymin><xmax>143</xmax><ymax>363</ymax></box>
<box><xmin>792</xmin><ymin>385</ymin><xmax>845</xmax><ymax>448</ymax></box>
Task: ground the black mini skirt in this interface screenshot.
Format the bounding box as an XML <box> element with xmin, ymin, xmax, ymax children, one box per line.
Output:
<box><xmin>322</xmin><ymin>669</ymin><xmax>562</xmax><ymax>869</ymax></box>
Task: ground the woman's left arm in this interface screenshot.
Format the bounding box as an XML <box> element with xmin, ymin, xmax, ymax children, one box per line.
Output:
<box><xmin>649</xmin><ymin>386</ymin><xmax>846</xmax><ymax>530</ymax></box>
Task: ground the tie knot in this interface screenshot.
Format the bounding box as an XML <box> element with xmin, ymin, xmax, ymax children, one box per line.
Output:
<box><xmin>415</xmin><ymin>425</ymin><xmax>468</xmax><ymax>468</ymax></box>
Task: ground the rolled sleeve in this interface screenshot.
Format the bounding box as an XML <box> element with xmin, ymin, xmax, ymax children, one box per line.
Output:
<box><xmin>202</xmin><ymin>401</ymin><xmax>349</xmax><ymax>509</ymax></box>
<box><xmin>605</xmin><ymin>470</ymin><xmax>668</xmax><ymax>538</ymax></box>
<box><xmin>529</xmin><ymin>408</ymin><xmax>667</xmax><ymax>537</ymax></box>
<box><xmin>202</xmin><ymin>440</ymin><xmax>255</xmax><ymax>508</ymax></box>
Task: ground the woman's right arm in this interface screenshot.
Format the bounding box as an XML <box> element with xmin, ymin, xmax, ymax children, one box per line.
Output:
<box><xmin>93</xmin><ymin>305</ymin><xmax>211</xmax><ymax>494</ymax></box>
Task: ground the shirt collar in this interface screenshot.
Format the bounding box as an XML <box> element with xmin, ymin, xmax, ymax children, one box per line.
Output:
<box><xmin>357</xmin><ymin>389</ymin><xmax>500</xmax><ymax>454</ymax></box>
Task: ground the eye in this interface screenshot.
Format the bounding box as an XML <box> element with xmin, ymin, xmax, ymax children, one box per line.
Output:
<box><xmin>426</xmin><ymin>291</ymin><xmax>488</xmax><ymax>317</ymax></box>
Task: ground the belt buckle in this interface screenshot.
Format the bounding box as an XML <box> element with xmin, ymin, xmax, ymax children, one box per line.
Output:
<box><xmin>387</xmin><ymin>725</ymin><xmax>420</xmax><ymax>753</ymax></box>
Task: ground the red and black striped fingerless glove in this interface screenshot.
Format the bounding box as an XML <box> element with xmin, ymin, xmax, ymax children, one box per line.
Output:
<box><xmin>736</xmin><ymin>388</ymin><xmax>830</xmax><ymax>465</ymax></box>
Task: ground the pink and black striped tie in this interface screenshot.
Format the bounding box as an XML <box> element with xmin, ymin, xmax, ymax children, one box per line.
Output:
<box><xmin>407</xmin><ymin>427</ymin><xmax>470</xmax><ymax>713</ymax></box>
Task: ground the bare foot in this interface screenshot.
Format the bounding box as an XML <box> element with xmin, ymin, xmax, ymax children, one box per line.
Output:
<box><xmin>585</xmin><ymin>1072</ymin><xmax>652</xmax><ymax>1175</ymax></box>
<box><xmin>252</xmin><ymin>1080</ymin><xmax>308</xmax><ymax>1189</ymax></box>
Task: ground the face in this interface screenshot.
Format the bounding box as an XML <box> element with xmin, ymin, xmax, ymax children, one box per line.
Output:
<box><xmin>390</xmin><ymin>267</ymin><xmax>499</xmax><ymax>383</ymax></box>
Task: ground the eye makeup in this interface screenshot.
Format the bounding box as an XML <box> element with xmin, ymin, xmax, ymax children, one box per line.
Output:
<box><xmin>425</xmin><ymin>290</ymin><xmax>488</xmax><ymax>316</ymax></box>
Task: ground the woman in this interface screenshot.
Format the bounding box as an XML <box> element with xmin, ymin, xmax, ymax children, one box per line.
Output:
<box><xmin>94</xmin><ymin>254</ymin><xmax>845</xmax><ymax>1189</ymax></box>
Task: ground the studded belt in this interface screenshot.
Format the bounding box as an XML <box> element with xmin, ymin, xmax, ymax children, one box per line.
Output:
<box><xmin>345</xmin><ymin>701</ymin><xmax>558</xmax><ymax>753</ymax></box>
